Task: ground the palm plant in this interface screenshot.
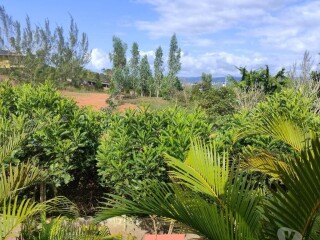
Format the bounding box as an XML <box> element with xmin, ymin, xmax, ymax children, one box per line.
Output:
<box><xmin>242</xmin><ymin>117</ymin><xmax>320</xmax><ymax>239</ymax></box>
<box><xmin>0</xmin><ymin>116</ymin><xmax>78</xmax><ymax>239</ymax></box>
<box><xmin>34</xmin><ymin>215</ymin><xmax>118</xmax><ymax>240</ymax></box>
<box><xmin>96</xmin><ymin>140</ymin><xmax>263</xmax><ymax>240</ymax></box>
<box><xmin>96</xmin><ymin>117</ymin><xmax>320</xmax><ymax>239</ymax></box>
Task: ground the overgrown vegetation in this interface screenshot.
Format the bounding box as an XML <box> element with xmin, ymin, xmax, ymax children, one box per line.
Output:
<box><xmin>2</xmin><ymin>4</ymin><xmax>320</xmax><ymax>240</ymax></box>
<box><xmin>97</xmin><ymin>107</ymin><xmax>212</xmax><ymax>196</ymax></box>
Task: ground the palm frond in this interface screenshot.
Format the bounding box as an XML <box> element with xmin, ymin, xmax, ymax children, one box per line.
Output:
<box><xmin>0</xmin><ymin>162</ymin><xmax>48</xmax><ymax>203</ymax></box>
<box><xmin>96</xmin><ymin>140</ymin><xmax>263</xmax><ymax>240</ymax></box>
<box><xmin>241</xmin><ymin>151</ymin><xmax>291</xmax><ymax>179</ymax></box>
<box><xmin>0</xmin><ymin>116</ymin><xmax>29</xmax><ymax>164</ymax></box>
<box><xmin>264</xmin><ymin>136</ymin><xmax>320</xmax><ymax>239</ymax></box>
<box><xmin>97</xmin><ymin>182</ymin><xmax>260</xmax><ymax>240</ymax></box>
<box><xmin>0</xmin><ymin>197</ymin><xmax>46</xmax><ymax>239</ymax></box>
<box><xmin>43</xmin><ymin>196</ymin><xmax>80</xmax><ymax>219</ymax></box>
<box><xmin>253</xmin><ymin>116</ymin><xmax>307</xmax><ymax>152</ymax></box>
<box><xmin>165</xmin><ymin>139</ymin><xmax>229</xmax><ymax>205</ymax></box>
<box><xmin>37</xmin><ymin>215</ymin><xmax>111</xmax><ymax>240</ymax></box>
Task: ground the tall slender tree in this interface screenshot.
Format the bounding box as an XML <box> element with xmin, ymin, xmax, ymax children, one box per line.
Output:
<box><xmin>201</xmin><ymin>72</ymin><xmax>213</xmax><ymax>91</ymax></box>
<box><xmin>129</xmin><ymin>42</ymin><xmax>140</xmax><ymax>96</ymax></box>
<box><xmin>154</xmin><ymin>46</ymin><xmax>164</xmax><ymax>98</ymax></box>
<box><xmin>0</xmin><ymin>6</ymin><xmax>90</xmax><ymax>85</ymax></box>
<box><xmin>109</xmin><ymin>36</ymin><xmax>127</xmax><ymax>94</ymax></box>
<box><xmin>140</xmin><ymin>55</ymin><xmax>152</xmax><ymax>96</ymax></box>
<box><xmin>168</xmin><ymin>34</ymin><xmax>181</xmax><ymax>81</ymax></box>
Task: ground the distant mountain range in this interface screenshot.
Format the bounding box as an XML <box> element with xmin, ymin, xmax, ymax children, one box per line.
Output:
<box><xmin>180</xmin><ymin>76</ymin><xmax>241</xmax><ymax>85</ymax></box>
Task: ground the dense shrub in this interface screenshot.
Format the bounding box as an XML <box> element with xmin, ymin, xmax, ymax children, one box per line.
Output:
<box><xmin>0</xmin><ymin>81</ymin><xmax>107</xmax><ymax>212</ymax></box>
<box><xmin>191</xmin><ymin>85</ymin><xmax>237</xmax><ymax>128</ymax></box>
<box><xmin>214</xmin><ymin>87</ymin><xmax>320</xmax><ymax>158</ymax></box>
<box><xmin>96</xmin><ymin>107</ymin><xmax>212</xmax><ymax>196</ymax></box>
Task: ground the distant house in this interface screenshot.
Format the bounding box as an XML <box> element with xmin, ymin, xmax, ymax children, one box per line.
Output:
<box><xmin>82</xmin><ymin>80</ymin><xmax>110</xmax><ymax>88</ymax></box>
<box><xmin>0</xmin><ymin>50</ymin><xmax>21</xmax><ymax>69</ymax></box>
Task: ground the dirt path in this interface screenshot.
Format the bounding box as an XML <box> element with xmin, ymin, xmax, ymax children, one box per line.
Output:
<box><xmin>61</xmin><ymin>91</ymin><xmax>138</xmax><ymax>112</ymax></box>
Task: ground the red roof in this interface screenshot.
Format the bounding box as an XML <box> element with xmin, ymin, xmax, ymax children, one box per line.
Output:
<box><xmin>144</xmin><ymin>234</ymin><xmax>185</xmax><ymax>240</ymax></box>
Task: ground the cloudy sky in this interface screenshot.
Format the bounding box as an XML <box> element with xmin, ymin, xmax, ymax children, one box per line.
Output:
<box><xmin>2</xmin><ymin>0</ymin><xmax>320</xmax><ymax>77</ymax></box>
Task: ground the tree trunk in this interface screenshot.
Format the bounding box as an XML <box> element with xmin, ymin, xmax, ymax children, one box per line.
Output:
<box><xmin>40</xmin><ymin>182</ymin><xmax>47</xmax><ymax>219</ymax></box>
<box><xmin>40</xmin><ymin>182</ymin><xmax>46</xmax><ymax>203</ymax></box>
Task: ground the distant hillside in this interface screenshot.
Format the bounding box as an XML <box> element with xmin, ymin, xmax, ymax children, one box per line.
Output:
<box><xmin>180</xmin><ymin>76</ymin><xmax>241</xmax><ymax>85</ymax></box>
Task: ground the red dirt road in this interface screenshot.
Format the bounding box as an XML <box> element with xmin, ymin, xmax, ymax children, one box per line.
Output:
<box><xmin>61</xmin><ymin>91</ymin><xmax>138</xmax><ymax>112</ymax></box>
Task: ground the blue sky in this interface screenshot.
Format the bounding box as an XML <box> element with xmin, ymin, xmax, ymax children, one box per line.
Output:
<box><xmin>1</xmin><ymin>0</ymin><xmax>320</xmax><ymax>77</ymax></box>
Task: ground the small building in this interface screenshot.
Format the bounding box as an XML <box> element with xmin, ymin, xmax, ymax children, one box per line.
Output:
<box><xmin>0</xmin><ymin>49</ymin><xmax>21</xmax><ymax>69</ymax></box>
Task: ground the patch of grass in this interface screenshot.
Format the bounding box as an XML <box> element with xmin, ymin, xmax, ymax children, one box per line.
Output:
<box><xmin>118</xmin><ymin>96</ymin><xmax>196</xmax><ymax>111</ymax></box>
<box><xmin>62</xmin><ymin>85</ymin><xmax>106</xmax><ymax>93</ymax></box>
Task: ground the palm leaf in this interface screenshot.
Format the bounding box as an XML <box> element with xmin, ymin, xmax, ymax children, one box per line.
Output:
<box><xmin>165</xmin><ymin>139</ymin><xmax>229</xmax><ymax>205</ymax></box>
<box><xmin>97</xmin><ymin>182</ymin><xmax>260</xmax><ymax>240</ymax></box>
<box><xmin>0</xmin><ymin>115</ymin><xmax>29</xmax><ymax>164</ymax></box>
<box><xmin>0</xmin><ymin>162</ymin><xmax>48</xmax><ymax>203</ymax></box>
<box><xmin>96</xmin><ymin>140</ymin><xmax>263</xmax><ymax>240</ymax></box>
<box><xmin>252</xmin><ymin>116</ymin><xmax>307</xmax><ymax>152</ymax></box>
<box><xmin>241</xmin><ymin>151</ymin><xmax>291</xmax><ymax>179</ymax></box>
<box><xmin>37</xmin><ymin>215</ymin><xmax>111</xmax><ymax>240</ymax></box>
<box><xmin>0</xmin><ymin>197</ymin><xmax>46</xmax><ymax>239</ymax></box>
<box><xmin>264</xmin><ymin>136</ymin><xmax>320</xmax><ymax>239</ymax></box>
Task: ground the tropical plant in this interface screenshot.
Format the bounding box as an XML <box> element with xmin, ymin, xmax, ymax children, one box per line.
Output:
<box><xmin>96</xmin><ymin>140</ymin><xmax>264</xmax><ymax>240</ymax></box>
<box><xmin>96</xmin><ymin>117</ymin><xmax>320</xmax><ymax>239</ymax></box>
<box><xmin>0</xmin><ymin>81</ymin><xmax>106</xmax><ymax>213</ymax></box>
<box><xmin>229</xmin><ymin>65</ymin><xmax>290</xmax><ymax>94</ymax></box>
<box><xmin>0</xmin><ymin>115</ymin><xmax>78</xmax><ymax>239</ymax></box>
<box><xmin>242</xmin><ymin>116</ymin><xmax>320</xmax><ymax>239</ymax></box>
<box><xmin>33</xmin><ymin>216</ymin><xmax>120</xmax><ymax>240</ymax></box>
<box><xmin>191</xmin><ymin>85</ymin><xmax>237</xmax><ymax>127</ymax></box>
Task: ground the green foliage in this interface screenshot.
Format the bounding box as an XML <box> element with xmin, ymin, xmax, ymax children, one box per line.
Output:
<box><xmin>109</xmin><ymin>36</ymin><xmax>127</xmax><ymax>69</ymax></box>
<box><xmin>230</xmin><ymin>65</ymin><xmax>290</xmax><ymax>94</ymax></box>
<box><xmin>192</xmin><ymin>86</ymin><xmax>237</xmax><ymax>128</ymax></box>
<box><xmin>109</xmin><ymin>36</ymin><xmax>128</xmax><ymax>95</ymax></box>
<box><xmin>240</xmin><ymin>117</ymin><xmax>320</xmax><ymax>239</ymax></box>
<box><xmin>0</xmin><ymin>6</ymin><xmax>90</xmax><ymax>85</ymax></box>
<box><xmin>0</xmin><ymin>81</ymin><xmax>105</xmax><ymax>189</ymax></box>
<box><xmin>129</xmin><ymin>42</ymin><xmax>140</xmax><ymax>95</ymax></box>
<box><xmin>139</xmin><ymin>55</ymin><xmax>153</xmax><ymax>96</ymax></box>
<box><xmin>96</xmin><ymin>107</ymin><xmax>212</xmax><ymax>196</ymax></box>
<box><xmin>0</xmin><ymin>115</ymin><xmax>79</xmax><ymax>240</ymax></box>
<box><xmin>154</xmin><ymin>46</ymin><xmax>164</xmax><ymax>98</ymax></box>
<box><xmin>32</xmin><ymin>216</ymin><xmax>115</xmax><ymax>240</ymax></box>
<box><xmin>200</xmin><ymin>72</ymin><xmax>213</xmax><ymax>91</ymax></box>
<box><xmin>168</xmin><ymin>33</ymin><xmax>181</xmax><ymax>79</ymax></box>
<box><xmin>96</xmin><ymin>140</ymin><xmax>263</xmax><ymax>240</ymax></box>
<box><xmin>214</xmin><ymin>87</ymin><xmax>320</xmax><ymax>155</ymax></box>
<box><xmin>96</xmin><ymin>125</ymin><xmax>320</xmax><ymax>239</ymax></box>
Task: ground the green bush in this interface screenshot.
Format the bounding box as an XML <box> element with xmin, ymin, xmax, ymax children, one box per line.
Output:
<box><xmin>214</xmin><ymin>87</ymin><xmax>320</xmax><ymax>159</ymax></box>
<box><xmin>0</xmin><ymin>81</ymin><xmax>107</xmax><ymax>212</ymax></box>
<box><xmin>96</xmin><ymin>107</ymin><xmax>212</xmax><ymax>196</ymax></box>
<box><xmin>191</xmin><ymin>85</ymin><xmax>237</xmax><ymax>128</ymax></box>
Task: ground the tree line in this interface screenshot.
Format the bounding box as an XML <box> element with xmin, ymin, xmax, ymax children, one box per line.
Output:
<box><xmin>0</xmin><ymin>6</ymin><xmax>90</xmax><ymax>86</ymax></box>
<box><xmin>108</xmin><ymin>34</ymin><xmax>182</xmax><ymax>98</ymax></box>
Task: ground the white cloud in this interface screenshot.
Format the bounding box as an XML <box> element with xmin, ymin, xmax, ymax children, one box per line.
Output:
<box><xmin>89</xmin><ymin>48</ymin><xmax>110</xmax><ymax>70</ymax></box>
<box><xmin>134</xmin><ymin>0</ymin><xmax>319</xmax><ymax>77</ymax></box>
<box><xmin>183</xmin><ymin>38</ymin><xmax>215</xmax><ymax>47</ymax></box>
<box><xmin>180</xmin><ymin>51</ymin><xmax>289</xmax><ymax>77</ymax></box>
<box><xmin>135</xmin><ymin>0</ymin><xmax>292</xmax><ymax>37</ymax></box>
<box><xmin>140</xmin><ymin>50</ymin><xmax>155</xmax><ymax>58</ymax></box>
<box><xmin>249</xmin><ymin>1</ymin><xmax>320</xmax><ymax>53</ymax></box>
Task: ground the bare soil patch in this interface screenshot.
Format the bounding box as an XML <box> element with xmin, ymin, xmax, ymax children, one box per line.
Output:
<box><xmin>61</xmin><ymin>91</ymin><xmax>139</xmax><ymax>112</ymax></box>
